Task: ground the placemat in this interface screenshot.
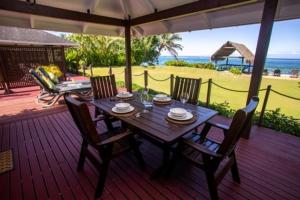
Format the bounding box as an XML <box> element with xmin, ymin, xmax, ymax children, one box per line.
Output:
<box><xmin>165</xmin><ymin>116</ymin><xmax>197</xmax><ymax>125</ymax></box>
<box><xmin>116</xmin><ymin>96</ymin><xmax>135</xmax><ymax>101</ymax></box>
<box><xmin>110</xmin><ymin>109</ymin><xmax>138</xmax><ymax>117</ymax></box>
<box><xmin>0</xmin><ymin>149</ymin><xmax>13</xmax><ymax>174</ymax></box>
<box><xmin>153</xmin><ymin>99</ymin><xmax>173</xmax><ymax>105</ymax></box>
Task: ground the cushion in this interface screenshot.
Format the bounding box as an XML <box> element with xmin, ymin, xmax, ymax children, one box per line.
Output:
<box><xmin>35</xmin><ymin>67</ymin><xmax>56</xmax><ymax>90</ymax></box>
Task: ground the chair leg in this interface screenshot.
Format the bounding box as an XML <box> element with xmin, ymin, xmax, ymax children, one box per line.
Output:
<box><xmin>204</xmin><ymin>169</ymin><xmax>219</xmax><ymax>200</ymax></box>
<box><xmin>95</xmin><ymin>145</ymin><xmax>113</xmax><ymax>199</ymax></box>
<box><xmin>231</xmin><ymin>152</ymin><xmax>241</xmax><ymax>183</ymax></box>
<box><xmin>129</xmin><ymin>136</ymin><xmax>145</xmax><ymax>170</ymax></box>
<box><xmin>77</xmin><ymin>140</ymin><xmax>88</xmax><ymax>171</ymax></box>
<box><xmin>200</xmin><ymin>123</ymin><xmax>212</xmax><ymax>142</ymax></box>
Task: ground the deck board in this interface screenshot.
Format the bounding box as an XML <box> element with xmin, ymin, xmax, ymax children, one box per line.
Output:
<box><xmin>0</xmin><ymin>104</ymin><xmax>300</xmax><ymax>199</ymax></box>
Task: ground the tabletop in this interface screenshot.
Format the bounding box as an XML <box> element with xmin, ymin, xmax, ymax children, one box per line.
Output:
<box><xmin>92</xmin><ymin>94</ymin><xmax>218</xmax><ymax>144</ymax></box>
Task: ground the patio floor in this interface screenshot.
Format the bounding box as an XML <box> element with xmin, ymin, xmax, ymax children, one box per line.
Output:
<box><xmin>0</xmin><ymin>88</ymin><xmax>300</xmax><ymax>200</ymax></box>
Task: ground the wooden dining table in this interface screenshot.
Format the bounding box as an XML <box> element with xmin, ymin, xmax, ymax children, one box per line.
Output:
<box><xmin>92</xmin><ymin>93</ymin><xmax>218</xmax><ymax>177</ymax></box>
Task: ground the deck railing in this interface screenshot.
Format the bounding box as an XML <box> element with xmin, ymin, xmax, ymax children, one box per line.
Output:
<box><xmin>105</xmin><ymin>67</ymin><xmax>300</xmax><ymax>125</ymax></box>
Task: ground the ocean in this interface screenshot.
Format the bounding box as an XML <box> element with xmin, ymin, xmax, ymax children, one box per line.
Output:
<box><xmin>158</xmin><ymin>56</ymin><xmax>300</xmax><ymax>74</ymax></box>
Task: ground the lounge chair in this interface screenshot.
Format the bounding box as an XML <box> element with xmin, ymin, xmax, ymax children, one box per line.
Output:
<box><xmin>30</xmin><ymin>69</ymin><xmax>92</xmax><ymax>107</ymax></box>
<box><xmin>273</xmin><ymin>68</ymin><xmax>281</xmax><ymax>76</ymax></box>
<box><xmin>290</xmin><ymin>69</ymin><xmax>299</xmax><ymax>78</ymax></box>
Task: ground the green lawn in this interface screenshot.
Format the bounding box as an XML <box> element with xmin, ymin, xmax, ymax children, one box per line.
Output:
<box><xmin>85</xmin><ymin>66</ymin><xmax>300</xmax><ymax>118</ymax></box>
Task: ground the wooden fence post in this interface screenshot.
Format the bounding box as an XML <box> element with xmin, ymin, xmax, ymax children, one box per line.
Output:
<box><xmin>90</xmin><ymin>65</ymin><xmax>93</xmax><ymax>77</ymax></box>
<box><xmin>258</xmin><ymin>85</ymin><xmax>272</xmax><ymax>126</ymax></box>
<box><xmin>83</xmin><ymin>65</ymin><xmax>86</xmax><ymax>76</ymax></box>
<box><xmin>144</xmin><ymin>70</ymin><xmax>148</xmax><ymax>89</ymax></box>
<box><xmin>109</xmin><ymin>66</ymin><xmax>112</xmax><ymax>75</ymax></box>
<box><xmin>170</xmin><ymin>74</ymin><xmax>174</xmax><ymax>95</ymax></box>
<box><xmin>206</xmin><ymin>79</ymin><xmax>212</xmax><ymax>107</ymax></box>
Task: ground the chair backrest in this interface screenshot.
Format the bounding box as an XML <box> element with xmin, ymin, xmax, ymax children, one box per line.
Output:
<box><xmin>172</xmin><ymin>76</ymin><xmax>201</xmax><ymax>105</ymax></box>
<box><xmin>217</xmin><ymin>96</ymin><xmax>259</xmax><ymax>156</ymax></box>
<box><xmin>64</xmin><ymin>95</ymin><xmax>100</xmax><ymax>145</ymax></box>
<box><xmin>29</xmin><ymin>69</ymin><xmax>57</xmax><ymax>93</ymax></box>
<box><xmin>91</xmin><ymin>75</ymin><xmax>118</xmax><ymax>99</ymax></box>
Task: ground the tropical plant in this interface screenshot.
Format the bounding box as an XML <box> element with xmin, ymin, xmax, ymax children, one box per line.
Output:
<box><xmin>158</xmin><ymin>33</ymin><xmax>183</xmax><ymax>59</ymax></box>
<box><xmin>64</xmin><ymin>33</ymin><xmax>182</xmax><ymax>70</ymax></box>
<box><xmin>229</xmin><ymin>67</ymin><xmax>242</xmax><ymax>75</ymax></box>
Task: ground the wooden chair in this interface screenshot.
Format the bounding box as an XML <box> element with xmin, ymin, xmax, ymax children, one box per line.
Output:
<box><xmin>90</xmin><ymin>75</ymin><xmax>118</xmax><ymax>129</ymax></box>
<box><xmin>172</xmin><ymin>76</ymin><xmax>202</xmax><ymax>105</ymax></box>
<box><xmin>64</xmin><ymin>95</ymin><xmax>145</xmax><ymax>199</ymax></box>
<box><xmin>179</xmin><ymin>96</ymin><xmax>259</xmax><ymax>200</ymax></box>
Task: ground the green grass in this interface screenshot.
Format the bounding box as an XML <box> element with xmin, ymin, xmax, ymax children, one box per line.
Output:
<box><xmin>85</xmin><ymin>66</ymin><xmax>300</xmax><ymax>118</ymax></box>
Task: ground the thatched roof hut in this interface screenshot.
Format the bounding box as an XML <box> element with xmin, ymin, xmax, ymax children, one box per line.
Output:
<box><xmin>211</xmin><ymin>41</ymin><xmax>254</xmax><ymax>65</ymax></box>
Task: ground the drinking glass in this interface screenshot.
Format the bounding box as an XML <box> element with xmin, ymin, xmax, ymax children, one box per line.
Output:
<box><xmin>180</xmin><ymin>92</ymin><xmax>188</xmax><ymax>105</ymax></box>
<box><xmin>140</xmin><ymin>89</ymin><xmax>150</xmax><ymax>113</ymax></box>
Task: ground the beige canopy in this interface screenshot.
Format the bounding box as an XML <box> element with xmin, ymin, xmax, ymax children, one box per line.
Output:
<box><xmin>211</xmin><ymin>41</ymin><xmax>254</xmax><ymax>65</ymax></box>
<box><xmin>0</xmin><ymin>0</ymin><xmax>300</xmax><ymax>37</ymax></box>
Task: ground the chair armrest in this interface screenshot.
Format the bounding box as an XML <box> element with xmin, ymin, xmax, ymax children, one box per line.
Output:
<box><xmin>207</xmin><ymin>120</ymin><xmax>230</xmax><ymax>131</ymax></box>
<box><xmin>92</xmin><ymin>115</ymin><xmax>105</xmax><ymax>122</ymax></box>
<box><xmin>183</xmin><ymin>139</ymin><xmax>223</xmax><ymax>158</ymax></box>
<box><xmin>98</xmin><ymin>131</ymin><xmax>131</xmax><ymax>146</ymax></box>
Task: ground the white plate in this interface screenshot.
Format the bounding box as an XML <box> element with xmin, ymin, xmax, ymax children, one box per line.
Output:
<box><xmin>116</xmin><ymin>93</ymin><xmax>133</xmax><ymax>98</ymax></box>
<box><xmin>153</xmin><ymin>97</ymin><xmax>171</xmax><ymax>102</ymax></box>
<box><xmin>168</xmin><ymin>112</ymin><xmax>193</xmax><ymax>121</ymax></box>
<box><xmin>112</xmin><ymin>106</ymin><xmax>134</xmax><ymax>113</ymax></box>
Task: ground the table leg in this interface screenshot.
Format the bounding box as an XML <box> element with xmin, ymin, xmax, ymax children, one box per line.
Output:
<box><xmin>150</xmin><ymin>145</ymin><xmax>171</xmax><ymax>179</ymax></box>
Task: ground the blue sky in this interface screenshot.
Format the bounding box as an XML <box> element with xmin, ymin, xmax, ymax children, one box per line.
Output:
<box><xmin>161</xmin><ymin>19</ymin><xmax>300</xmax><ymax>58</ymax></box>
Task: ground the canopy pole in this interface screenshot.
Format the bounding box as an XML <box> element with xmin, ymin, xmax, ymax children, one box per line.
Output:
<box><xmin>243</xmin><ymin>0</ymin><xmax>278</xmax><ymax>139</ymax></box>
<box><xmin>125</xmin><ymin>24</ymin><xmax>132</xmax><ymax>92</ymax></box>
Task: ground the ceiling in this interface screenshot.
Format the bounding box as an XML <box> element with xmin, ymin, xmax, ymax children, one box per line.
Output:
<box><xmin>0</xmin><ymin>0</ymin><xmax>299</xmax><ymax>37</ymax></box>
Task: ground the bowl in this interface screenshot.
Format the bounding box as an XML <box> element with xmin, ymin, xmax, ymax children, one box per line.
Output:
<box><xmin>155</xmin><ymin>94</ymin><xmax>167</xmax><ymax>100</ymax></box>
<box><xmin>115</xmin><ymin>103</ymin><xmax>130</xmax><ymax>111</ymax></box>
<box><xmin>170</xmin><ymin>108</ymin><xmax>187</xmax><ymax>117</ymax></box>
<box><xmin>118</xmin><ymin>91</ymin><xmax>130</xmax><ymax>97</ymax></box>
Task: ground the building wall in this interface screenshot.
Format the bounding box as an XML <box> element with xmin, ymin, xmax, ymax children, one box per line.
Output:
<box><xmin>0</xmin><ymin>46</ymin><xmax>66</xmax><ymax>92</ymax></box>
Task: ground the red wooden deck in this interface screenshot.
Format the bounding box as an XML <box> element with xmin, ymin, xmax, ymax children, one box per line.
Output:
<box><xmin>0</xmin><ymin>89</ymin><xmax>300</xmax><ymax>200</ymax></box>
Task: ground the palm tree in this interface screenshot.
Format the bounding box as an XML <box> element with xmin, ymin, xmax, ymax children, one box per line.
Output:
<box><xmin>158</xmin><ymin>33</ymin><xmax>183</xmax><ymax>59</ymax></box>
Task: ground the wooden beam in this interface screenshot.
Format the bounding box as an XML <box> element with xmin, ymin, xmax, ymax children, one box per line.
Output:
<box><xmin>131</xmin><ymin>0</ymin><xmax>255</xmax><ymax>26</ymax></box>
<box><xmin>125</xmin><ymin>24</ymin><xmax>132</xmax><ymax>92</ymax></box>
<box><xmin>0</xmin><ymin>0</ymin><xmax>124</xmax><ymax>26</ymax></box>
<box><xmin>247</xmin><ymin>0</ymin><xmax>278</xmax><ymax>101</ymax></box>
<box><xmin>244</xmin><ymin>0</ymin><xmax>278</xmax><ymax>139</ymax></box>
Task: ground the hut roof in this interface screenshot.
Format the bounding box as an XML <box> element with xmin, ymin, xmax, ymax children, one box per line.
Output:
<box><xmin>211</xmin><ymin>41</ymin><xmax>254</xmax><ymax>64</ymax></box>
<box><xmin>0</xmin><ymin>26</ymin><xmax>75</xmax><ymax>47</ymax></box>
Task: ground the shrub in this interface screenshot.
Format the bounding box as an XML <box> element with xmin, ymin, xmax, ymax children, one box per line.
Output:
<box><xmin>261</xmin><ymin>108</ymin><xmax>300</xmax><ymax>136</ymax></box>
<box><xmin>190</xmin><ymin>62</ymin><xmax>216</xmax><ymax>70</ymax></box>
<box><xmin>229</xmin><ymin>67</ymin><xmax>242</xmax><ymax>75</ymax></box>
<box><xmin>165</xmin><ymin>60</ymin><xmax>190</xmax><ymax>66</ymax></box>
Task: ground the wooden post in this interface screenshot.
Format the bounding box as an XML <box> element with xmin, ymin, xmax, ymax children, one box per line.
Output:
<box><xmin>206</xmin><ymin>78</ymin><xmax>212</xmax><ymax>107</ymax></box>
<box><xmin>83</xmin><ymin>65</ymin><xmax>86</xmax><ymax>76</ymax></box>
<box><xmin>125</xmin><ymin>24</ymin><xmax>132</xmax><ymax>92</ymax></box>
<box><xmin>109</xmin><ymin>66</ymin><xmax>112</xmax><ymax>75</ymax></box>
<box><xmin>61</xmin><ymin>47</ymin><xmax>67</xmax><ymax>80</ymax></box>
<box><xmin>90</xmin><ymin>64</ymin><xmax>93</xmax><ymax>77</ymax></box>
<box><xmin>144</xmin><ymin>70</ymin><xmax>148</xmax><ymax>89</ymax></box>
<box><xmin>244</xmin><ymin>0</ymin><xmax>278</xmax><ymax>139</ymax></box>
<box><xmin>258</xmin><ymin>85</ymin><xmax>271</xmax><ymax>126</ymax></box>
<box><xmin>170</xmin><ymin>74</ymin><xmax>174</xmax><ymax>96</ymax></box>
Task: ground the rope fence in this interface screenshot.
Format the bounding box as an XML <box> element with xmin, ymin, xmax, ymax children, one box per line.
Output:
<box><xmin>131</xmin><ymin>70</ymin><xmax>299</xmax><ymax>126</ymax></box>
<box><xmin>101</xmin><ymin>68</ymin><xmax>300</xmax><ymax>125</ymax></box>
